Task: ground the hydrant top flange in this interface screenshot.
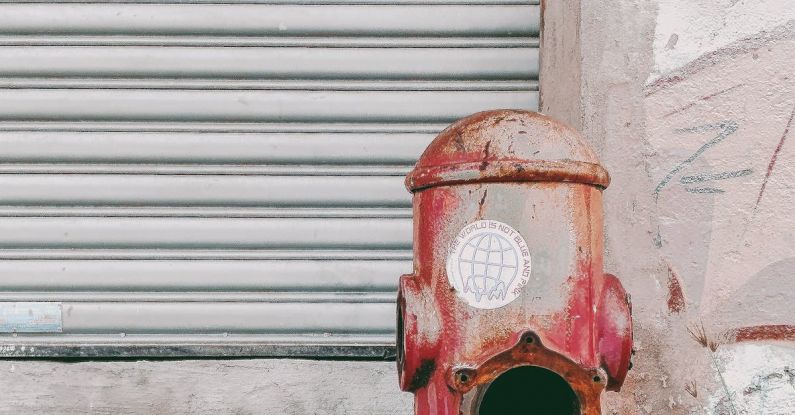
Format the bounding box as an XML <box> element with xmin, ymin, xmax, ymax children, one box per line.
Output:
<box><xmin>406</xmin><ymin>109</ymin><xmax>611</xmax><ymax>192</ymax></box>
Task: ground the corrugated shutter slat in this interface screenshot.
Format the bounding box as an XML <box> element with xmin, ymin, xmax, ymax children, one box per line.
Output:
<box><xmin>0</xmin><ymin>0</ymin><xmax>539</xmax><ymax>357</ymax></box>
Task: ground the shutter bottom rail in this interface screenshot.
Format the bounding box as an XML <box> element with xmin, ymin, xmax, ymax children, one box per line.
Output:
<box><xmin>0</xmin><ymin>334</ymin><xmax>397</xmax><ymax>360</ymax></box>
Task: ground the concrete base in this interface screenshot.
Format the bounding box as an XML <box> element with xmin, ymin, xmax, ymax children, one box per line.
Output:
<box><xmin>0</xmin><ymin>359</ymin><xmax>412</xmax><ymax>415</ymax></box>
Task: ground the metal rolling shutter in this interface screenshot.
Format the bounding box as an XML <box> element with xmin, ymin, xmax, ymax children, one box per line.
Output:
<box><xmin>0</xmin><ymin>1</ymin><xmax>539</xmax><ymax>358</ymax></box>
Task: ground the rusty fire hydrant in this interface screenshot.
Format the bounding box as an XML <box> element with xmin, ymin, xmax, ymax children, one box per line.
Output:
<box><xmin>397</xmin><ymin>110</ymin><xmax>632</xmax><ymax>414</ymax></box>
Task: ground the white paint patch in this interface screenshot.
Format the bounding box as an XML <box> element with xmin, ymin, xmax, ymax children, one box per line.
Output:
<box><xmin>648</xmin><ymin>0</ymin><xmax>795</xmax><ymax>82</ymax></box>
<box><xmin>446</xmin><ymin>220</ymin><xmax>531</xmax><ymax>309</ymax></box>
<box><xmin>709</xmin><ymin>343</ymin><xmax>795</xmax><ymax>414</ymax></box>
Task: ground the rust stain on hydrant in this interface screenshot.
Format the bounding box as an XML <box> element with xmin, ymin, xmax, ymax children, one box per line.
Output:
<box><xmin>397</xmin><ymin>110</ymin><xmax>633</xmax><ymax>414</ymax></box>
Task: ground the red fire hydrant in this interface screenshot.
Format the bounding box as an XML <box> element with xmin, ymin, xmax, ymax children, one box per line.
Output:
<box><xmin>397</xmin><ymin>110</ymin><xmax>632</xmax><ymax>414</ymax></box>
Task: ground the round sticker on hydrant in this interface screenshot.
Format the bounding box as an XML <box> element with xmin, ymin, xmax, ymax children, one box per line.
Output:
<box><xmin>446</xmin><ymin>220</ymin><xmax>531</xmax><ymax>309</ymax></box>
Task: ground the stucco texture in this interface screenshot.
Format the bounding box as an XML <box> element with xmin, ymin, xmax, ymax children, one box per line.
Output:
<box><xmin>563</xmin><ymin>0</ymin><xmax>794</xmax><ymax>413</ymax></box>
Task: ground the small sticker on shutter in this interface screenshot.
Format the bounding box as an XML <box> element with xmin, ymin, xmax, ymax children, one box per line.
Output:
<box><xmin>0</xmin><ymin>302</ymin><xmax>63</xmax><ymax>333</ymax></box>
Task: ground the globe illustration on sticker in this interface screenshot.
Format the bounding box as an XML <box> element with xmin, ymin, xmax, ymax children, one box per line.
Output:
<box><xmin>446</xmin><ymin>220</ymin><xmax>531</xmax><ymax>309</ymax></box>
<box><xmin>458</xmin><ymin>232</ymin><xmax>518</xmax><ymax>301</ymax></box>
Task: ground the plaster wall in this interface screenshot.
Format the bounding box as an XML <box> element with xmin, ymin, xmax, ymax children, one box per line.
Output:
<box><xmin>1</xmin><ymin>1</ymin><xmax>793</xmax><ymax>414</ymax></box>
<box><xmin>545</xmin><ymin>0</ymin><xmax>795</xmax><ymax>413</ymax></box>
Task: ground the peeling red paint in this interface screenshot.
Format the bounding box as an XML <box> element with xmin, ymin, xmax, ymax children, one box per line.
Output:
<box><xmin>406</xmin><ymin>110</ymin><xmax>610</xmax><ymax>192</ymax></box>
<box><xmin>479</xmin><ymin>140</ymin><xmax>491</xmax><ymax>172</ymax></box>
<box><xmin>666</xmin><ymin>266</ymin><xmax>686</xmax><ymax>313</ymax></box>
<box><xmin>755</xmin><ymin>105</ymin><xmax>795</xmax><ymax>209</ymax></box>
<box><xmin>397</xmin><ymin>111</ymin><xmax>632</xmax><ymax>414</ymax></box>
<box><xmin>725</xmin><ymin>325</ymin><xmax>795</xmax><ymax>343</ymax></box>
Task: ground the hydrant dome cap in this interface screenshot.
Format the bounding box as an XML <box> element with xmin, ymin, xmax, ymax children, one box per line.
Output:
<box><xmin>406</xmin><ymin>110</ymin><xmax>610</xmax><ymax>191</ymax></box>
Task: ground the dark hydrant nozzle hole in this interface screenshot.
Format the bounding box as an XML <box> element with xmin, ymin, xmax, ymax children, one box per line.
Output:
<box><xmin>478</xmin><ymin>366</ymin><xmax>580</xmax><ymax>415</ymax></box>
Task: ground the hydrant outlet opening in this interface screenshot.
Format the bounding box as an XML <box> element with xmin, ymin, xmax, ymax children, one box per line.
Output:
<box><xmin>477</xmin><ymin>366</ymin><xmax>580</xmax><ymax>415</ymax></box>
